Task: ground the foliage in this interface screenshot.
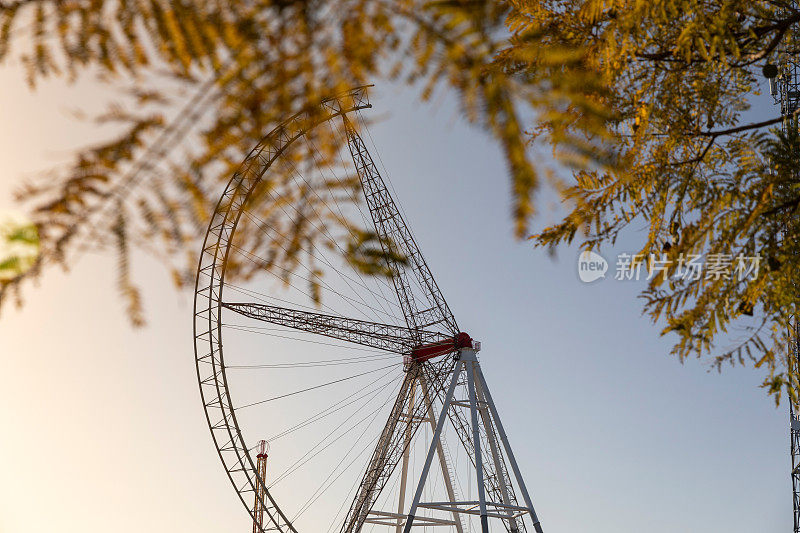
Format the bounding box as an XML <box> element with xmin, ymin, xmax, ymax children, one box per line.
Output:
<box><xmin>503</xmin><ymin>0</ymin><xmax>800</xmax><ymax>401</ymax></box>
<box><xmin>5</xmin><ymin>0</ymin><xmax>800</xmax><ymax>400</ymax></box>
<box><xmin>0</xmin><ymin>210</ymin><xmax>39</xmax><ymax>279</ymax></box>
<box><xmin>0</xmin><ymin>0</ymin><xmax>535</xmax><ymax>324</ymax></box>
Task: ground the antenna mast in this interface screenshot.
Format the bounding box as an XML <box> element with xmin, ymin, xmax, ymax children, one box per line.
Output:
<box><xmin>765</xmin><ymin>5</ymin><xmax>800</xmax><ymax>530</ymax></box>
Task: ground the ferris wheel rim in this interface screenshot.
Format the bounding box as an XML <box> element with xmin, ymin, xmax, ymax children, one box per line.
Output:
<box><xmin>193</xmin><ymin>85</ymin><xmax>374</xmax><ymax>533</ymax></box>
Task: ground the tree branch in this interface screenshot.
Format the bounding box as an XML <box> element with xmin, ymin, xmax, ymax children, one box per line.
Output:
<box><xmin>695</xmin><ymin>115</ymin><xmax>788</xmax><ymax>137</ymax></box>
<box><xmin>635</xmin><ymin>11</ymin><xmax>800</xmax><ymax>64</ymax></box>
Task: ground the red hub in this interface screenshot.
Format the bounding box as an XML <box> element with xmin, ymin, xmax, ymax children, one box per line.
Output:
<box><xmin>409</xmin><ymin>332</ymin><xmax>474</xmax><ymax>363</ymax></box>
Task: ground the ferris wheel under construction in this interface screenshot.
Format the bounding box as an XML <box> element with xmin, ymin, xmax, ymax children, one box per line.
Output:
<box><xmin>193</xmin><ymin>86</ymin><xmax>545</xmax><ymax>533</ymax></box>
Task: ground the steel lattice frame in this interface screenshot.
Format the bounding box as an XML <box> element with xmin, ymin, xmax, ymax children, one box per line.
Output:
<box><xmin>222</xmin><ymin>302</ymin><xmax>451</xmax><ymax>354</ymax></box>
<box><xmin>342</xmin><ymin>116</ymin><xmax>458</xmax><ymax>337</ymax></box>
<box><xmin>791</xmin><ymin>322</ymin><xmax>800</xmax><ymax>532</ymax></box>
<box><xmin>194</xmin><ymin>85</ymin><xmax>544</xmax><ymax>533</ymax></box>
<box><xmin>193</xmin><ymin>86</ymin><xmax>372</xmax><ymax>533</ymax></box>
<box><xmin>771</xmin><ymin>9</ymin><xmax>800</xmax><ymax>528</ymax></box>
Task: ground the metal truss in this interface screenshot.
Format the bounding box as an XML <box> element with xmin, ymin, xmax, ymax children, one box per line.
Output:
<box><xmin>775</xmin><ymin>49</ymin><xmax>800</xmax><ymax>120</ymax></box>
<box><xmin>417</xmin><ymin>501</ymin><xmax>530</xmax><ymax>521</ymax></box>
<box><xmin>194</xmin><ymin>85</ymin><xmax>372</xmax><ymax>533</ymax></box>
<box><xmin>340</xmin><ymin>365</ymin><xmax>431</xmax><ymax>533</ymax></box>
<box><xmin>253</xmin><ymin>440</ymin><xmax>269</xmax><ymax>533</ymax></box>
<box><xmin>400</xmin><ymin>349</ymin><xmax>543</xmax><ymax>533</ymax></box>
<box><xmin>342</xmin><ymin>348</ymin><xmax>545</xmax><ymax>533</ymax></box>
<box><xmin>416</xmin><ymin>372</ymin><xmax>466</xmax><ymax>533</ymax></box>
<box><xmin>364</xmin><ymin>510</ymin><xmax>457</xmax><ymax>528</ymax></box>
<box><xmin>222</xmin><ymin>302</ymin><xmax>451</xmax><ymax>354</ymax></box>
<box><xmin>422</xmin><ymin>365</ymin><xmax>527</xmax><ymax>533</ymax></box>
<box><xmin>771</xmin><ymin>9</ymin><xmax>800</xmax><ymax>528</ymax></box>
<box><xmin>343</xmin><ymin>116</ymin><xmax>458</xmax><ymax>337</ymax></box>
<box><xmin>793</xmin><ymin>407</ymin><xmax>800</xmax><ymax>533</ymax></box>
<box><xmin>340</xmin><ymin>360</ymin><xmax>467</xmax><ymax>533</ymax></box>
<box><xmin>194</xmin><ymin>84</ymin><xmax>545</xmax><ymax>533</ymax></box>
<box><xmin>336</xmin><ymin>114</ymin><xmax>541</xmax><ymax>533</ymax></box>
<box><xmin>792</xmin><ymin>322</ymin><xmax>800</xmax><ymax>533</ymax></box>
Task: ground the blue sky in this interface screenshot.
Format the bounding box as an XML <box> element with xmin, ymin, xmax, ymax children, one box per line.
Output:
<box><xmin>0</xmin><ymin>65</ymin><xmax>790</xmax><ymax>532</ymax></box>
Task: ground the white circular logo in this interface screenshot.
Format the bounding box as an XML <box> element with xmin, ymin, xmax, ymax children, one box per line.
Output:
<box><xmin>577</xmin><ymin>250</ymin><xmax>607</xmax><ymax>283</ymax></box>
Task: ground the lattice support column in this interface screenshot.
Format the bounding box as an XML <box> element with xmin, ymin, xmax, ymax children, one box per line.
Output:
<box><xmin>253</xmin><ymin>441</ymin><xmax>269</xmax><ymax>533</ymax></box>
<box><xmin>791</xmin><ymin>323</ymin><xmax>800</xmax><ymax>533</ymax></box>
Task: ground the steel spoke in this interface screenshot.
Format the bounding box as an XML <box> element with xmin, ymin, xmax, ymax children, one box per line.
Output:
<box><xmin>223</xmin><ymin>302</ymin><xmax>452</xmax><ymax>354</ymax></box>
<box><xmin>343</xmin><ymin>116</ymin><xmax>459</xmax><ymax>337</ymax></box>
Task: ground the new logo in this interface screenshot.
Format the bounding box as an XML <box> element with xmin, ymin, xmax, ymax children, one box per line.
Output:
<box><xmin>577</xmin><ymin>250</ymin><xmax>607</xmax><ymax>283</ymax></box>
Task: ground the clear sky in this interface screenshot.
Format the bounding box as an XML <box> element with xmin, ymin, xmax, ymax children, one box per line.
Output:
<box><xmin>0</xmin><ymin>57</ymin><xmax>791</xmax><ymax>532</ymax></box>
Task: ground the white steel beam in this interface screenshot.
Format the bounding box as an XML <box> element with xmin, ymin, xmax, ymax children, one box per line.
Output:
<box><xmin>475</xmin><ymin>364</ymin><xmax>544</xmax><ymax>533</ymax></box>
<box><xmin>464</xmin><ymin>353</ymin><xmax>489</xmax><ymax>533</ymax></box>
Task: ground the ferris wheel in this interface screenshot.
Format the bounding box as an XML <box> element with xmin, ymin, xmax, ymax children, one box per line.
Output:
<box><xmin>193</xmin><ymin>86</ymin><xmax>544</xmax><ymax>533</ymax></box>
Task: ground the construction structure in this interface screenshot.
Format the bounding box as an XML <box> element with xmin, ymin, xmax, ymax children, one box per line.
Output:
<box><xmin>766</xmin><ymin>9</ymin><xmax>800</xmax><ymax>529</ymax></box>
<box><xmin>193</xmin><ymin>86</ymin><xmax>546</xmax><ymax>533</ymax></box>
<box><xmin>252</xmin><ymin>440</ymin><xmax>269</xmax><ymax>533</ymax></box>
